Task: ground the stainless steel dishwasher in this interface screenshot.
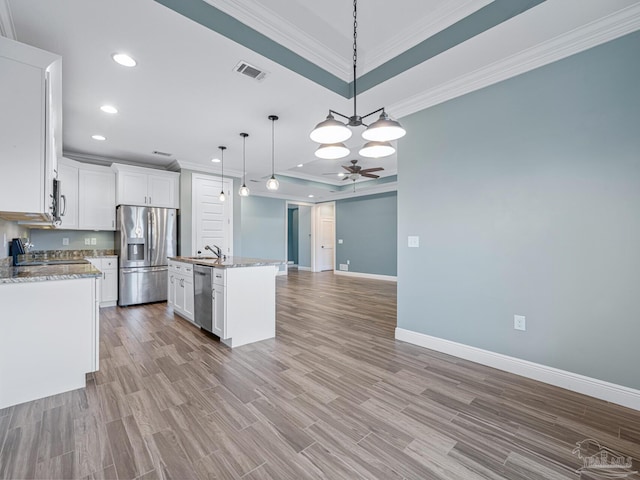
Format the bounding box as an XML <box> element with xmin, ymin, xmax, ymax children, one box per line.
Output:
<box><xmin>193</xmin><ymin>265</ymin><xmax>213</xmax><ymax>332</ymax></box>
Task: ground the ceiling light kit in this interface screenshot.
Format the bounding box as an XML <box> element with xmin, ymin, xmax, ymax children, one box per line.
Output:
<box><xmin>310</xmin><ymin>0</ymin><xmax>406</xmax><ymax>160</ymax></box>
<box><xmin>238</xmin><ymin>133</ymin><xmax>250</xmax><ymax>197</ymax></box>
<box><xmin>266</xmin><ymin>115</ymin><xmax>280</xmax><ymax>191</ymax></box>
<box><xmin>218</xmin><ymin>146</ymin><xmax>226</xmax><ymax>202</ymax></box>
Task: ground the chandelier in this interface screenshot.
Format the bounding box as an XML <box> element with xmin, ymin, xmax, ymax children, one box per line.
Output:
<box><xmin>310</xmin><ymin>0</ymin><xmax>406</xmax><ymax>160</ymax></box>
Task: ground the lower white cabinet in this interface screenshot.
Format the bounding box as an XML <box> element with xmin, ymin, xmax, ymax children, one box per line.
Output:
<box><xmin>168</xmin><ymin>261</ymin><xmax>194</xmax><ymax>322</ymax></box>
<box><xmin>86</xmin><ymin>256</ymin><xmax>118</xmax><ymax>307</ymax></box>
<box><xmin>212</xmin><ymin>274</ymin><xmax>227</xmax><ymax>338</ymax></box>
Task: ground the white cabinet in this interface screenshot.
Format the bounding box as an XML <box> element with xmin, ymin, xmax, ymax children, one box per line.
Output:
<box><xmin>78</xmin><ymin>168</ymin><xmax>116</xmax><ymax>230</ymax></box>
<box><xmin>87</xmin><ymin>256</ymin><xmax>118</xmax><ymax>307</ymax></box>
<box><xmin>212</xmin><ymin>275</ymin><xmax>226</xmax><ymax>339</ymax></box>
<box><xmin>0</xmin><ymin>37</ymin><xmax>61</xmax><ymax>222</ymax></box>
<box><xmin>112</xmin><ymin>164</ymin><xmax>179</xmax><ymax>208</ymax></box>
<box><xmin>57</xmin><ymin>161</ymin><xmax>79</xmax><ymax>229</ymax></box>
<box><xmin>57</xmin><ymin>158</ymin><xmax>116</xmax><ymax>231</ymax></box>
<box><xmin>168</xmin><ymin>260</ymin><xmax>194</xmax><ymax>322</ymax></box>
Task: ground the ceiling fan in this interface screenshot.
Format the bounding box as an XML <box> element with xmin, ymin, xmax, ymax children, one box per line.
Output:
<box><xmin>323</xmin><ymin>159</ymin><xmax>384</xmax><ymax>192</ymax></box>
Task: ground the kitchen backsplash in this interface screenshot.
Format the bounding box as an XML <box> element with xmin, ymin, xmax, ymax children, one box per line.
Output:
<box><xmin>29</xmin><ymin>230</ymin><xmax>115</xmax><ymax>251</ymax></box>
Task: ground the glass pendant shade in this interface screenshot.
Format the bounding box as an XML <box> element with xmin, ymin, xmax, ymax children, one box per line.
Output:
<box><xmin>362</xmin><ymin>112</ymin><xmax>406</xmax><ymax>142</ymax></box>
<box><xmin>315</xmin><ymin>142</ymin><xmax>350</xmax><ymax>160</ymax></box>
<box><xmin>219</xmin><ymin>191</ymin><xmax>226</xmax><ymax>202</ymax></box>
<box><xmin>239</xmin><ymin>184</ymin><xmax>250</xmax><ymax>197</ymax></box>
<box><xmin>310</xmin><ymin>113</ymin><xmax>352</xmax><ymax>144</ymax></box>
<box><xmin>359</xmin><ymin>141</ymin><xmax>395</xmax><ymax>158</ymax></box>
<box><xmin>266</xmin><ymin>175</ymin><xmax>279</xmax><ymax>191</ymax></box>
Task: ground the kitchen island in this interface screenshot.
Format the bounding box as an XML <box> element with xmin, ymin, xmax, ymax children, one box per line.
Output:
<box><xmin>168</xmin><ymin>256</ymin><xmax>283</xmax><ymax>348</ymax></box>
<box><xmin>0</xmin><ymin>261</ymin><xmax>101</xmax><ymax>409</ymax></box>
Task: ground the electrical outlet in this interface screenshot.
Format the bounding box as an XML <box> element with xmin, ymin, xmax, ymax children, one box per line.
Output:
<box><xmin>91</xmin><ymin>238</ymin><xmax>97</xmax><ymax>245</ymax></box>
<box><xmin>62</xmin><ymin>237</ymin><xmax>69</xmax><ymax>246</ymax></box>
<box><xmin>84</xmin><ymin>238</ymin><xmax>91</xmax><ymax>245</ymax></box>
<box><xmin>338</xmin><ymin>239</ymin><xmax>343</xmax><ymax>244</ymax></box>
<box><xmin>514</xmin><ymin>315</ymin><xmax>526</xmax><ymax>331</ymax></box>
<box><xmin>346</xmin><ymin>260</ymin><xmax>350</xmax><ymax>265</ymax></box>
<box><xmin>339</xmin><ymin>264</ymin><xmax>348</xmax><ymax>271</ymax></box>
<box><xmin>408</xmin><ymin>236</ymin><xmax>420</xmax><ymax>248</ymax></box>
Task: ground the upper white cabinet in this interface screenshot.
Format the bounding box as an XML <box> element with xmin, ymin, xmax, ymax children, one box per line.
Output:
<box><xmin>112</xmin><ymin>164</ymin><xmax>179</xmax><ymax>208</ymax></box>
<box><xmin>58</xmin><ymin>158</ymin><xmax>116</xmax><ymax>231</ymax></box>
<box><xmin>0</xmin><ymin>37</ymin><xmax>61</xmax><ymax>222</ymax></box>
<box><xmin>57</xmin><ymin>161</ymin><xmax>79</xmax><ymax>229</ymax></box>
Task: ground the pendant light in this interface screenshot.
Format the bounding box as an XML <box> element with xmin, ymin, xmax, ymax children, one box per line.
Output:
<box><xmin>218</xmin><ymin>146</ymin><xmax>226</xmax><ymax>202</ymax></box>
<box><xmin>266</xmin><ymin>115</ymin><xmax>280</xmax><ymax>191</ymax></box>
<box><xmin>309</xmin><ymin>0</ymin><xmax>405</xmax><ymax>159</ymax></box>
<box><xmin>238</xmin><ymin>133</ymin><xmax>250</xmax><ymax>197</ymax></box>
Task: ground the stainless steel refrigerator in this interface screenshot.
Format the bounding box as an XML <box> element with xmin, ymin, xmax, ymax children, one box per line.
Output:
<box><xmin>115</xmin><ymin>205</ymin><xmax>177</xmax><ymax>306</ymax></box>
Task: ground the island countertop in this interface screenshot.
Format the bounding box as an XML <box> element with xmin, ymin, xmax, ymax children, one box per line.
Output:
<box><xmin>168</xmin><ymin>256</ymin><xmax>284</xmax><ymax>269</ymax></box>
<box><xmin>0</xmin><ymin>262</ymin><xmax>102</xmax><ymax>285</ymax></box>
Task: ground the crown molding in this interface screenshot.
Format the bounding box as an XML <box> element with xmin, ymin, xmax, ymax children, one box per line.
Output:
<box><xmin>170</xmin><ymin>159</ymin><xmax>243</xmax><ymax>178</ymax></box>
<box><xmin>63</xmin><ymin>151</ymin><xmax>170</xmax><ymax>169</ymax></box>
<box><xmin>324</xmin><ymin>180</ymin><xmax>397</xmax><ymax>202</ymax></box>
<box><xmin>365</xmin><ymin>0</ymin><xmax>492</xmax><ymax>74</ymax></box>
<box><xmin>283</xmin><ymin>169</ymin><xmax>398</xmax><ymax>187</ymax></box>
<box><xmin>391</xmin><ymin>2</ymin><xmax>640</xmax><ymax>119</ymax></box>
<box><xmin>0</xmin><ymin>0</ymin><xmax>16</xmax><ymax>40</ymax></box>
<box><xmin>204</xmin><ymin>0</ymin><xmax>350</xmax><ymax>80</ymax></box>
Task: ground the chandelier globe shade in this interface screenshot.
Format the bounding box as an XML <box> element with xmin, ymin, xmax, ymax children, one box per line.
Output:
<box><xmin>359</xmin><ymin>141</ymin><xmax>395</xmax><ymax>158</ymax></box>
<box><xmin>315</xmin><ymin>143</ymin><xmax>350</xmax><ymax>160</ymax></box>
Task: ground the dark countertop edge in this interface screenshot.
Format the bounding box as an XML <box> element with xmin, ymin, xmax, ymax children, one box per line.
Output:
<box><xmin>168</xmin><ymin>256</ymin><xmax>284</xmax><ymax>269</ymax></box>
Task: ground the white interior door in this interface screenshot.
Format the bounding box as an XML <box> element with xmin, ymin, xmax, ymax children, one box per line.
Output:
<box><xmin>193</xmin><ymin>175</ymin><xmax>233</xmax><ymax>256</ymax></box>
<box><xmin>319</xmin><ymin>218</ymin><xmax>335</xmax><ymax>271</ymax></box>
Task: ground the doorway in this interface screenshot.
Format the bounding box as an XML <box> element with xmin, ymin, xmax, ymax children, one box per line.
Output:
<box><xmin>285</xmin><ymin>202</ymin><xmax>313</xmax><ymax>273</ymax></box>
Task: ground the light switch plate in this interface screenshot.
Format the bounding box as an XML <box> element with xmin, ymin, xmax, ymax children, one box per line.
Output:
<box><xmin>514</xmin><ymin>315</ymin><xmax>526</xmax><ymax>331</ymax></box>
<box><xmin>408</xmin><ymin>236</ymin><xmax>420</xmax><ymax>248</ymax></box>
<box><xmin>84</xmin><ymin>238</ymin><xmax>91</xmax><ymax>245</ymax></box>
<box><xmin>338</xmin><ymin>239</ymin><xmax>343</xmax><ymax>244</ymax></box>
<box><xmin>62</xmin><ymin>237</ymin><xmax>69</xmax><ymax>246</ymax></box>
<box><xmin>91</xmin><ymin>238</ymin><xmax>97</xmax><ymax>245</ymax></box>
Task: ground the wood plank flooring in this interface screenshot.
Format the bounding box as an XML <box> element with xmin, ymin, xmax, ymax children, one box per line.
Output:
<box><xmin>1</xmin><ymin>269</ymin><xmax>640</xmax><ymax>479</ymax></box>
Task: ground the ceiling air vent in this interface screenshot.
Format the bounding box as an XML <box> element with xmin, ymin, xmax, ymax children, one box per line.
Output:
<box><xmin>152</xmin><ymin>150</ymin><xmax>172</xmax><ymax>157</ymax></box>
<box><xmin>234</xmin><ymin>61</ymin><xmax>267</xmax><ymax>81</ymax></box>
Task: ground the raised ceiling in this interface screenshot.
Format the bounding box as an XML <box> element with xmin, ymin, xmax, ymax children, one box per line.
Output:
<box><xmin>5</xmin><ymin>0</ymin><xmax>640</xmax><ymax>202</ymax></box>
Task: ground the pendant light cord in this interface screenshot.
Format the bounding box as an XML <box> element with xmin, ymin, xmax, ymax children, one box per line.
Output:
<box><xmin>242</xmin><ymin>136</ymin><xmax>246</xmax><ymax>184</ymax></box>
<box><xmin>271</xmin><ymin>118</ymin><xmax>275</xmax><ymax>175</ymax></box>
<box><xmin>352</xmin><ymin>0</ymin><xmax>358</xmax><ymax>118</ymax></box>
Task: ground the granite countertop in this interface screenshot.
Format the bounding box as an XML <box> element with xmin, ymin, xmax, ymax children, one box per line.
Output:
<box><xmin>0</xmin><ymin>262</ymin><xmax>102</xmax><ymax>285</ymax></box>
<box><xmin>169</xmin><ymin>256</ymin><xmax>284</xmax><ymax>269</ymax></box>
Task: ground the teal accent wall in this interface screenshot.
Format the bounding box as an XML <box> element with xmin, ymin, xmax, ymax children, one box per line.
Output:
<box><xmin>336</xmin><ymin>191</ymin><xmax>397</xmax><ymax>277</ymax></box>
<box><xmin>239</xmin><ymin>196</ymin><xmax>286</xmax><ymax>267</ymax></box>
<box><xmin>397</xmin><ymin>32</ymin><xmax>640</xmax><ymax>389</ymax></box>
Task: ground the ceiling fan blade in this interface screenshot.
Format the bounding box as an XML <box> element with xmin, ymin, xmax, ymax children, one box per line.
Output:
<box><xmin>322</xmin><ymin>172</ymin><xmax>341</xmax><ymax>175</ymax></box>
<box><xmin>342</xmin><ymin>165</ymin><xmax>355</xmax><ymax>172</ymax></box>
<box><xmin>360</xmin><ymin>167</ymin><xmax>384</xmax><ymax>173</ymax></box>
<box><xmin>361</xmin><ymin>173</ymin><xmax>380</xmax><ymax>179</ymax></box>
<box><xmin>342</xmin><ymin>176</ymin><xmax>352</xmax><ymax>181</ymax></box>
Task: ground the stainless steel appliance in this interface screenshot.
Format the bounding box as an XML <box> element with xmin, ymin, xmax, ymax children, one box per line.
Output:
<box><xmin>115</xmin><ymin>205</ymin><xmax>177</xmax><ymax>306</ymax></box>
<box><xmin>193</xmin><ymin>265</ymin><xmax>213</xmax><ymax>332</ymax></box>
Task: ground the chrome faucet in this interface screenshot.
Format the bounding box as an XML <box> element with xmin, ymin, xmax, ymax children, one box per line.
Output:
<box><xmin>204</xmin><ymin>244</ymin><xmax>222</xmax><ymax>258</ymax></box>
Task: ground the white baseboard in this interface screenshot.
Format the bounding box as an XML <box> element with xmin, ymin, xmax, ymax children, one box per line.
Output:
<box><xmin>395</xmin><ymin>328</ymin><xmax>640</xmax><ymax>411</ymax></box>
<box><xmin>297</xmin><ymin>266</ymin><xmax>312</xmax><ymax>271</ymax></box>
<box><xmin>334</xmin><ymin>270</ymin><xmax>397</xmax><ymax>282</ymax></box>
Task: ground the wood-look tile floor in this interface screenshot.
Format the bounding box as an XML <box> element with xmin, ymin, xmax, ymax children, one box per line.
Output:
<box><xmin>1</xmin><ymin>270</ymin><xmax>640</xmax><ymax>479</ymax></box>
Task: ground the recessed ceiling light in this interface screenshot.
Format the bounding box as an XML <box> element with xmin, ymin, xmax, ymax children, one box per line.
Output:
<box><xmin>308</xmin><ymin>194</ymin><xmax>314</xmax><ymax>198</ymax></box>
<box><xmin>91</xmin><ymin>134</ymin><xmax>106</xmax><ymax>141</ymax></box>
<box><xmin>211</xmin><ymin>158</ymin><xmax>221</xmax><ymax>163</ymax></box>
<box><xmin>297</xmin><ymin>164</ymin><xmax>303</xmax><ymax>168</ymax></box>
<box><xmin>100</xmin><ymin>105</ymin><xmax>118</xmax><ymax>114</ymax></box>
<box><xmin>338</xmin><ymin>172</ymin><xmax>345</xmax><ymax>177</ymax></box>
<box><xmin>112</xmin><ymin>53</ymin><xmax>136</xmax><ymax>67</ymax></box>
